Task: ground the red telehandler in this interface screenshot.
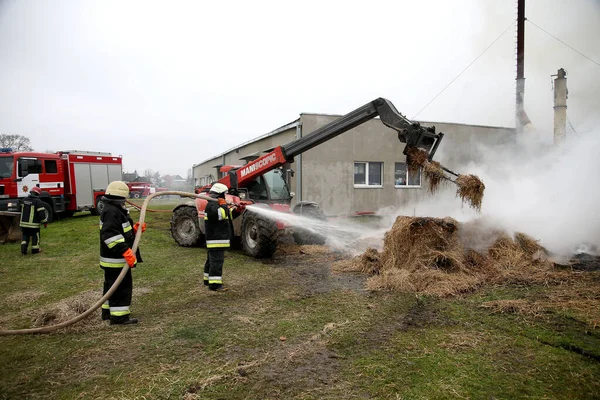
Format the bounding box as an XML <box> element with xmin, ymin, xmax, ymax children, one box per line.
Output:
<box><xmin>170</xmin><ymin>97</ymin><xmax>447</xmax><ymax>258</ymax></box>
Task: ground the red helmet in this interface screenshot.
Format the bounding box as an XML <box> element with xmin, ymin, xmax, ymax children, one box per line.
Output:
<box><xmin>31</xmin><ymin>186</ymin><xmax>42</xmax><ymax>195</ymax></box>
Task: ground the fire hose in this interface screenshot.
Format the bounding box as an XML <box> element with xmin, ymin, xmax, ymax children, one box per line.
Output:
<box><xmin>0</xmin><ymin>190</ymin><xmax>216</xmax><ymax>336</ymax></box>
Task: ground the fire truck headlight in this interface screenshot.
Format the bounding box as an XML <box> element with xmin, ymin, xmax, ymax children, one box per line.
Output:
<box><xmin>7</xmin><ymin>202</ymin><xmax>17</xmax><ymax>210</ymax></box>
<box><xmin>239</xmin><ymin>192</ymin><xmax>247</xmax><ymax>199</ymax></box>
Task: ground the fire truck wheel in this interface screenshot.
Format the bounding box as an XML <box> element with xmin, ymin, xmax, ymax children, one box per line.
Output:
<box><xmin>132</xmin><ymin>192</ymin><xmax>141</xmax><ymax>199</ymax></box>
<box><xmin>40</xmin><ymin>202</ymin><xmax>54</xmax><ymax>224</ymax></box>
<box><xmin>170</xmin><ymin>206</ymin><xmax>205</xmax><ymax>247</ymax></box>
<box><xmin>241</xmin><ymin>211</ymin><xmax>278</xmax><ymax>258</ymax></box>
<box><xmin>292</xmin><ymin>203</ymin><xmax>326</xmax><ymax>245</ymax></box>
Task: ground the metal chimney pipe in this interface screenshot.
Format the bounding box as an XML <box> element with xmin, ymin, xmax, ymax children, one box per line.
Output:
<box><xmin>553</xmin><ymin>68</ymin><xmax>567</xmax><ymax>145</ymax></box>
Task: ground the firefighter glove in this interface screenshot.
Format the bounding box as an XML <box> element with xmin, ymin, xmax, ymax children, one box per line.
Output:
<box><xmin>123</xmin><ymin>248</ymin><xmax>137</xmax><ymax>268</ymax></box>
<box><xmin>133</xmin><ymin>222</ymin><xmax>146</xmax><ymax>233</ymax></box>
<box><xmin>43</xmin><ymin>223</ymin><xmax>48</xmax><ymax>228</ymax></box>
<box><xmin>235</xmin><ymin>203</ymin><xmax>246</xmax><ymax>213</ymax></box>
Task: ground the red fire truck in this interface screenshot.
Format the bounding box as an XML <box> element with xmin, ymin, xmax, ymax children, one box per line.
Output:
<box><xmin>0</xmin><ymin>148</ymin><xmax>122</xmax><ymax>223</ymax></box>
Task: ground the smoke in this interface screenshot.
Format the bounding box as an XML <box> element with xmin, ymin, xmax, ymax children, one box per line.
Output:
<box><xmin>387</xmin><ymin>129</ymin><xmax>600</xmax><ymax>258</ymax></box>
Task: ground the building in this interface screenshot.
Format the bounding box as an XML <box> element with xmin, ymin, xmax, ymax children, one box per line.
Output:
<box><xmin>193</xmin><ymin>113</ymin><xmax>514</xmax><ymax>216</ymax></box>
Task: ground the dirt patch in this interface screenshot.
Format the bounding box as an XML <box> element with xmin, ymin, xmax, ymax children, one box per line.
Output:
<box><xmin>183</xmin><ymin>322</ymin><xmax>350</xmax><ymax>399</ymax></box>
<box><xmin>272</xmin><ymin>244</ymin><xmax>368</xmax><ymax>297</ymax></box>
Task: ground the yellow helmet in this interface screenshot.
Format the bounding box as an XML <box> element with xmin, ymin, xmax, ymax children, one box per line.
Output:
<box><xmin>106</xmin><ymin>181</ymin><xmax>129</xmax><ymax>198</ymax></box>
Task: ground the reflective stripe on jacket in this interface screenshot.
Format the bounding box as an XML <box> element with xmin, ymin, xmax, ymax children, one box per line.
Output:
<box><xmin>204</xmin><ymin>200</ymin><xmax>234</xmax><ymax>249</ymax></box>
<box><xmin>99</xmin><ymin>198</ymin><xmax>142</xmax><ymax>268</ymax></box>
<box><xmin>20</xmin><ymin>194</ymin><xmax>48</xmax><ymax>228</ymax></box>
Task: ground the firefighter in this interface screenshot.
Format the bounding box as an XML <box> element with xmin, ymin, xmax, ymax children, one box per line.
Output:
<box><xmin>99</xmin><ymin>180</ymin><xmax>145</xmax><ymax>325</ymax></box>
<box><xmin>203</xmin><ymin>183</ymin><xmax>245</xmax><ymax>291</ymax></box>
<box><xmin>19</xmin><ymin>186</ymin><xmax>48</xmax><ymax>255</ymax></box>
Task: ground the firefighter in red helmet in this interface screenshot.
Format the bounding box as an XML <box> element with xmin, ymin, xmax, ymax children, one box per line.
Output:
<box><xmin>19</xmin><ymin>186</ymin><xmax>48</xmax><ymax>255</ymax></box>
<box><xmin>203</xmin><ymin>183</ymin><xmax>244</xmax><ymax>291</ymax></box>
<box><xmin>99</xmin><ymin>181</ymin><xmax>145</xmax><ymax>325</ymax></box>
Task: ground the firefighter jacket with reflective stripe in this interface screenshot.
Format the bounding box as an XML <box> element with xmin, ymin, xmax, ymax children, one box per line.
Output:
<box><xmin>20</xmin><ymin>194</ymin><xmax>48</xmax><ymax>228</ymax></box>
<box><xmin>99</xmin><ymin>198</ymin><xmax>142</xmax><ymax>268</ymax></box>
<box><xmin>204</xmin><ymin>200</ymin><xmax>241</xmax><ymax>249</ymax></box>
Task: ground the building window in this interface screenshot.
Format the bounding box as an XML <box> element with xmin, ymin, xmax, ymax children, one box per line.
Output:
<box><xmin>44</xmin><ymin>160</ymin><xmax>58</xmax><ymax>174</ymax></box>
<box><xmin>394</xmin><ymin>162</ymin><xmax>421</xmax><ymax>187</ymax></box>
<box><xmin>354</xmin><ymin>162</ymin><xmax>383</xmax><ymax>187</ymax></box>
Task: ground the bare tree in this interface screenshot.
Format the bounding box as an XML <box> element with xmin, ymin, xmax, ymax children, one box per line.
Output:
<box><xmin>0</xmin><ymin>134</ymin><xmax>33</xmax><ymax>151</ymax></box>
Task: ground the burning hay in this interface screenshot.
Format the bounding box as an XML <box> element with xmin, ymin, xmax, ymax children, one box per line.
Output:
<box><xmin>349</xmin><ymin>216</ymin><xmax>568</xmax><ymax>297</ymax></box>
<box><xmin>455</xmin><ymin>174</ymin><xmax>485</xmax><ymax>211</ymax></box>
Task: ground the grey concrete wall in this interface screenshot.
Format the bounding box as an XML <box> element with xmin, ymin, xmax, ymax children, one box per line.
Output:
<box><xmin>298</xmin><ymin>114</ymin><xmax>514</xmax><ymax>216</ymax></box>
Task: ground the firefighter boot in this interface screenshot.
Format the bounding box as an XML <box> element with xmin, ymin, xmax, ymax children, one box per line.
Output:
<box><xmin>21</xmin><ymin>244</ymin><xmax>27</xmax><ymax>255</ymax></box>
<box><xmin>110</xmin><ymin>316</ymin><xmax>139</xmax><ymax>325</ymax></box>
<box><xmin>101</xmin><ymin>309</ymin><xmax>110</xmax><ymax>321</ymax></box>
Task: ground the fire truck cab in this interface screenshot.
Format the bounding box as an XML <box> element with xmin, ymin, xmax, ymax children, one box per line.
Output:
<box><xmin>0</xmin><ymin>148</ymin><xmax>122</xmax><ymax>222</ymax></box>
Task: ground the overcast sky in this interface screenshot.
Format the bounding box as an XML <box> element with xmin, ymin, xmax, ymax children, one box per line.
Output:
<box><xmin>0</xmin><ymin>0</ymin><xmax>598</xmax><ymax>177</ymax></box>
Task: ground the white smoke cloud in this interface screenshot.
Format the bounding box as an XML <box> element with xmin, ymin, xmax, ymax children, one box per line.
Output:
<box><xmin>389</xmin><ymin>129</ymin><xmax>600</xmax><ymax>258</ymax></box>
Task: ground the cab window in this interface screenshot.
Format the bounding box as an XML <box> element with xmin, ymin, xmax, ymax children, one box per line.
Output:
<box><xmin>45</xmin><ymin>159</ymin><xmax>58</xmax><ymax>174</ymax></box>
<box><xmin>18</xmin><ymin>158</ymin><xmax>42</xmax><ymax>177</ymax></box>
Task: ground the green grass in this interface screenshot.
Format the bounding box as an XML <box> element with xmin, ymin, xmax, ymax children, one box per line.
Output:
<box><xmin>1</xmin><ymin>203</ymin><xmax>599</xmax><ymax>399</ymax></box>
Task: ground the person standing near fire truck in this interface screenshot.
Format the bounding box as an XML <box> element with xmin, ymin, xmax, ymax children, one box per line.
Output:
<box><xmin>99</xmin><ymin>181</ymin><xmax>145</xmax><ymax>325</ymax></box>
<box><xmin>19</xmin><ymin>186</ymin><xmax>48</xmax><ymax>255</ymax></box>
<box><xmin>203</xmin><ymin>183</ymin><xmax>244</xmax><ymax>291</ymax></box>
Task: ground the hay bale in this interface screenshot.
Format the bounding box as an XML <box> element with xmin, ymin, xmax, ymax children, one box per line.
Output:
<box><xmin>381</xmin><ymin>216</ymin><xmax>464</xmax><ymax>272</ymax></box>
<box><xmin>455</xmin><ymin>174</ymin><xmax>485</xmax><ymax>211</ymax></box>
<box><xmin>346</xmin><ymin>216</ymin><xmax>568</xmax><ymax>297</ymax></box>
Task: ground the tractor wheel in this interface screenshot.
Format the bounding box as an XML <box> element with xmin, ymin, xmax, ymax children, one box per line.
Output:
<box><xmin>241</xmin><ymin>210</ymin><xmax>278</xmax><ymax>258</ymax></box>
<box><xmin>170</xmin><ymin>206</ymin><xmax>205</xmax><ymax>247</ymax></box>
<box><xmin>292</xmin><ymin>203</ymin><xmax>326</xmax><ymax>245</ymax></box>
<box><xmin>40</xmin><ymin>202</ymin><xmax>54</xmax><ymax>223</ymax></box>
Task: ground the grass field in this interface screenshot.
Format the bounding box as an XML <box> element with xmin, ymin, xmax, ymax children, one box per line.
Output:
<box><xmin>1</xmin><ymin>202</ymin><xmax>599</xmax><ymax>400</ymax></box>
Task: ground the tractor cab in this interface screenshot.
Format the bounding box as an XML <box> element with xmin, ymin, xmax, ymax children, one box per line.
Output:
<box><xmin>239</xmin><ymin>169</ymin><xmax>292</xmax><ymax>204</ymax></box>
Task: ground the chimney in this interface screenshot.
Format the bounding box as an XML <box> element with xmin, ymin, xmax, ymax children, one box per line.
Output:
<box><xmin>553</xmin><ymin>68</ymin><xmax>567</xmax><ymax>145</ymax></box>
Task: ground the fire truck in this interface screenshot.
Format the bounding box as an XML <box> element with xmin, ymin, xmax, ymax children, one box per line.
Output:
<box><xmin>125</xmin><ymin>182</ymin><xmax>168</xmax><ymax>198</ymax></box>
<box><xmin>170</xmin><ymin>97</ymin><xmax>447</xmax><ymax>258</ymax></box>
<box><xmin>0</xmin><ymin>149</ymin><xmax>122</xmax><ymax>241</ymax></box>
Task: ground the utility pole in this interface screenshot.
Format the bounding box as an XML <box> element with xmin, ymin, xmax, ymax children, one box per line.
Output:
<box><xmin>553</xmin><ymin>68</ymin><xmax>567</xmax><ymax>145</ymax></box>
<box><xmin>516</xmin><ymin>0</ymin><xmax>526</xmax><ymax>134</ymax></box>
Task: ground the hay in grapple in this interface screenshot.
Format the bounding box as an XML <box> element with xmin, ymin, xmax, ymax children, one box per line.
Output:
<box><xmin>422</xmin><ymin>160</ymin><xmax>445</xmax><ymax>193</ymax></box>
<box><xmin>406</xmin><ymin>147</ymin><xmax>428</xmax><ymax>173</ymax></box>
<box><xmin>455</xmin><ymin>174</ymin><xmax>485</xmax><ymax>211</ymax></box>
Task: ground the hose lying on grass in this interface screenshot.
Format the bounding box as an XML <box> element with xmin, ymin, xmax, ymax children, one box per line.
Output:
<box><xmin>0</xmin><ymin>191</ymin><xmax>214</xmax><ymax>336</ymax></box>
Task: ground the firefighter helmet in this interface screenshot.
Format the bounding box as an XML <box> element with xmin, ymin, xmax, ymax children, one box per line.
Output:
<box><xmin>106</xmin><ymin>181</ymin><xmax>129</xmax><ymax>198</ymax></box>
<box><xmin>209</xmin><ymin>183</ymin><xmax>228</xmax><ymax>194</ymax></box>
<box><xmin>30</xmin><ymin>186</ymin><xmax>42</xmax><ymax>195</ymax></box>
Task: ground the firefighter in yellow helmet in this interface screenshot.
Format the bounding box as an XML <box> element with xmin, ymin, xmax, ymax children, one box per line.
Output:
<box><xmin>99</xmin><ymin>181</ymin><xmax>145</xmax><ymax>325</ymax></box>
<box><xmin>19</xmin><ymin>186</ymin><xmax>48</xmax><ymax>255</ymax></box>
<box><xmin>203</xmin><ymin>183</ymin><xmax>244</xmax><ymax>291</ymax></box>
